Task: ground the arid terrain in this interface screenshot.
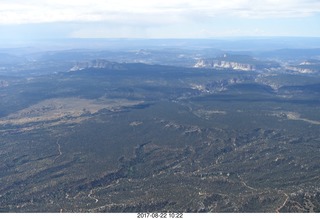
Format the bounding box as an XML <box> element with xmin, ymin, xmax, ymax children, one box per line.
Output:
<box><xmin>1</xmin><ymin>40</ymin><xmax>320</xmax><ymax>212</ymax></box>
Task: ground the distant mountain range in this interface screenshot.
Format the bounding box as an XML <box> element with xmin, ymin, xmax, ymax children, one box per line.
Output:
<box><xmin>195</xmin><ymin>54</ymin><xmax>279</xmax><ymax>72</ymax></box>
<box><xmin>67</xmin><ymin>55</ymin><xmax>320</xmax><ymax>76</ymax></box>
<box><xmin>194</xmin><ymin>54</ymin><xmax>320</xmax><ymax>74</ymax></box>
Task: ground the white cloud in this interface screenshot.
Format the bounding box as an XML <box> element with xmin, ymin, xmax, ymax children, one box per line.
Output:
<box><xmin>0</xmin><ymin>0</ymin><xmax>320</xmax><ymax>25</ymax></box>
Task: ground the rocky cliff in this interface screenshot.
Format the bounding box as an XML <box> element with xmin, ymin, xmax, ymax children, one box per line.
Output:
<box><xmin>195</xmin><ymin>59</ymin><xmax>255</xmax><ymax>71</ymax></box>
<box><xmin>69</xmin><ymin>59</ymin><xmax>126</xmax><ymax>71</ymax></box>
<box><xmin>194</xmin><ymin>54</ymin><xmax>258</xmax><ymax>71</ymax></box>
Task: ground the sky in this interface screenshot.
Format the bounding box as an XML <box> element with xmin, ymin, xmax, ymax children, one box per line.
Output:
<box><xmin>0</xmin><ymin>0</ymin><xmax>320</xmax><ymax>40</ymax></box>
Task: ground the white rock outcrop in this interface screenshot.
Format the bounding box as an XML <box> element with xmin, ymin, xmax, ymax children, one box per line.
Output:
<box><xmin>194</xmin><ymin>59</ymin><xmax>255</xmax><ymax>71</ymax></box>
<box><xmin>69</xmin><ymin>60</ymin><xmax>125</xmax><ymax>71</ymax></box>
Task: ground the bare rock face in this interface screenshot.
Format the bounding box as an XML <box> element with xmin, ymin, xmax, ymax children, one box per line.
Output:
<box><xmin>194</xmin><ymin>54</ymin><xmax>256</xmax><ymax>71</ymax></box>
<box><xmin>214</xmin><ymin>60</ymin><xmax>255</xmax><ymax>71</ymax></box>
<box><xmin>69</xmin><ymin>59</ymin><xmax>126</xmax><ymax>71</ymax></box>
<box><xmin>195</xmin><ymin>59</ymin><xmax>255</xmax><ymax>71</ymax></box>
<box><xmin>285</xmin><ymin>60</ymin><xmax>320</xmax><ymax>74</ymax></box>
<box><xmin>285</xmin><ymin>66</ymin><xmax>315</xmax><ymax>74</ymax></box>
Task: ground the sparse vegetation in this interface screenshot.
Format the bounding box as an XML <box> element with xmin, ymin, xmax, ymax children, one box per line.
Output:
<box><xmin>0</xmin><ymin>48</ymin><xmax>320</xmax><ymax>212</ymax></box>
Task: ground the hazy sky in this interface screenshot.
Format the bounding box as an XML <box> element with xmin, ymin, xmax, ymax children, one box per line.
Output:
<box><xmin>1</xmin><ymin>0</ymin><xmax>320</xmax><ymax>39</ymax></box>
